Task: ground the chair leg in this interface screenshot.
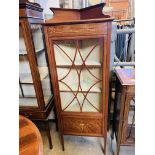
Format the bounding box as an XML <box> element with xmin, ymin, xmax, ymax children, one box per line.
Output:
<box><xmin>44</xmin><ymin>121</ymin><xmax>53</xmax><ymax>149</ymax></box>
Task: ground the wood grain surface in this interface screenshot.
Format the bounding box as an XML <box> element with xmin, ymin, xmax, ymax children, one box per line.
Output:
<box><xmin>115</xmin><ymin>68</ymin><xmax>135</xmax><ymax>85</ymax></box>
<box><xmin>19</xmin><ymin>115</ymin><xmax>43</xmax><ymax>155</ymax></box>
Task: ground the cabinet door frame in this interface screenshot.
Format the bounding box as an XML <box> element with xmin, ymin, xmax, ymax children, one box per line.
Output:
<box><xmin>19</xmin><ymin>19</ymin><xmax>45</xmax><ymax>110</ymax></box>
<box><xmin>47</xmin><ymin>35</ymin><xmax>109</xmax><ymax>114</ymax></box>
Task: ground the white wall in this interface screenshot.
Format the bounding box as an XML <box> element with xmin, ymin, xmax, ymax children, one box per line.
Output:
<box><xmin>34</xmin><ymin>0</ymin><xmax>60</xmax><ymax>19</ymax></box>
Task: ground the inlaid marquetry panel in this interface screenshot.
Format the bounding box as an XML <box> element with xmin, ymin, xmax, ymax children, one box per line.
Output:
<box><xmin>62</xmin><ymin>117</ymin><xmax>103</xmax><ymax>135</ymax></box>
<box><xmin>48</xmin><ymin>23</ymin><xmax>107</xmax><ymax>37</ymax></box>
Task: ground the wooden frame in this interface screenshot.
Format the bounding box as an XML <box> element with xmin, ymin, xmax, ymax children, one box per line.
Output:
<box><xmin>44</xmin><ymin>3</ymin><xmax>113</xmax><ymax>153</ymax></box>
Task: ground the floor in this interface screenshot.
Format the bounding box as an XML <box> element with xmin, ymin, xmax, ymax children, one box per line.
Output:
<box><xmin>36</xmin><ymin>122</ymin><xmax>135</xmax><ymax>155</ymax></box>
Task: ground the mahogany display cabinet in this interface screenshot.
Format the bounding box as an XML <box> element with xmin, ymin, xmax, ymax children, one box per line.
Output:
<box><xmin>112</xmin><ymin>68</ymin><xmax>135</xmax><ymax>155</ymax></box>
<box><xmin>19</xmin><ymin>0</ymin><xmax>55</xmax><ymax>149</ymax></box>
<box><xmin>43</xmin><ymin>3</ymin><xmax>113</xmax><ymax>153</ymax></box>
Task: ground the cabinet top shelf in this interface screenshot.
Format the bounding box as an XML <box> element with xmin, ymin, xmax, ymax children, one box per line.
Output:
<box><xmin>19</xmin><ymin>0</ymin><xmax>43</xmax><ymax>20</ymax></box>
<box><xmin>44</xmin><ymin>3</ymin><xmax>114</xmax><ymax>26</ymax></box>
<box><xmin>19</xmin><ymin>0</ymin><xmax>43</xmax><ymax>12</ymax></box>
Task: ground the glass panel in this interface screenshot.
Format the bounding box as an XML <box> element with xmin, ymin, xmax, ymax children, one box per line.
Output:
<box><xmin>19</xmin><ymin>56</ymin><xmax>33</xmax><ymax>83</ymax></box>
<box><xmin>60</xmin><ymin>92</ymin><xmax>101</xmax><ymax>112</ymax></box>
<box><xmin>31</xmin><ymin>24</ymin><xmax>53</xmax><ymax>106</ymax></box>
<box><xmin>19</xmin><ymin>26</ymin><xmax>27</xmax><ymax>54</ymax></box>
<box><xmin>53</xmin><ymin>39</ymin><xmax>102</xmax><ymax>66</ymax></box>
<box><xmin>19</xmin><ymin>98</ymin><xmax>38</xmax><ymax>107</ymax></box>
<box><xmin>57</xmin><ymin>68</ymin><xmax>102</xmax><ymax>92</ymax></box>
<box><xmin>53</xmin><ymin>38</ymin><xmax>103</xmax><ymax>112</ymax></box>
<box><xmin>19</xmin><ymin>25</ymin><xmax>37</xmax><ymax>107</ymax></box>
<box><xmin>19</xmin><ymin>86</ymin><xmax>22</xmax><ymax>97</ymax></box>
<box><xmin>126</xmin><ymin>97</ymin><xmax>135</xmax><ymax>144</ymax></box>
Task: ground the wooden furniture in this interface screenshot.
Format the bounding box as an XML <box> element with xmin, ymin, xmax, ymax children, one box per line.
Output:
<box><xmin>105</xmin><ymin>0</ymin><xmax>132</xmax><ymax>20</ymax></box>
<box><xmin>112</xmin><ymin>68</ymin><xmax>135</xmax><ymax>155</ymax></box>
<box><xmin>43</xmin><ymin>3</ymin><xmax>113</xmax><ymax>153</ymax></box>
<box><xmin>19</xmin><ymin>115</ymin><xmax>43</xmax><ymax>155</ymax></box>
<box><xmin>19</xmin><ymin>0</ymin><xmax>55</xmax><ymax>149</ymax></box>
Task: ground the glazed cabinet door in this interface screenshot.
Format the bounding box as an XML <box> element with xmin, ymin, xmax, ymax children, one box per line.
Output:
<box><xmin>30</xmin><ymin>24</ymin><xmax>53</xmax><ymax>107</ymax></box>
<box><xmin>51</xmin><ymin>38</ymin><xmax>104</xmax><ymax>113</ymax></box>
<box><xmin>19</xmin><ymin>23</ymin><xmax>39</xmax><ymax>108</ymax></box>
<box><xmin>19</xmin><ymin>21</ymin><xmax>53</xmax><ymax>109</ymax></box>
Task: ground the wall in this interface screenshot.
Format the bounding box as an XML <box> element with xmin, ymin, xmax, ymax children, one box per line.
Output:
<box><xmin>34</xmin><ymin>0</ymin><xmax>60</xmax><ymax>19</ymax></box>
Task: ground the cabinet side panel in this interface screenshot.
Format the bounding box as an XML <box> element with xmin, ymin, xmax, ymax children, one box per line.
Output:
<box><xmin>102</xmin><ymin>22</ymin><xmax>112</xmax><ymax>134</ymax></box>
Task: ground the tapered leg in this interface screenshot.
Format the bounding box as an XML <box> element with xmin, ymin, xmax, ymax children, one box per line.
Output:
<box><xmin>44</xmin><ymin>121</ymin><xmax>53</xmax><ymax>149</ymax></box>
<box><xmin>111</xmin><ymin>127</ymin><xmax>114</xmax><ymax>140</ymax></box>
<box><xmin>60</xmin><ymin>133</ymin><xmax>64</xmax><ymax>151</ymax></box>
<box><xmin>110</xmin><ymin>136</ymin><xmax>115</xmax><ymax>155</ymax></box>
<box><xmin>117</xmin><ymin>143</ymin><xmax>120</xmax><ymax>155</ymax></box>
<box><xmin>104</xmin><ymin>135</ymin><xmax>107</xmax><ymax>155</ymax></box>
<box><xmin>54</xmin><ymin>107</ymin><xmax>58</xmax><ymax>131</ymax></box>
<box><xmin>116</xmin><ymin>128</ymin><xmax>121</xmax><ymax>155</ymax></box>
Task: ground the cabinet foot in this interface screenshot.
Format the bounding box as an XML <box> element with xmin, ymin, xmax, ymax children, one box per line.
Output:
<box><xmin>44</xmin><ymin>121</ymin><xmax>53</xmax><ymax>149</ymax></box>
<box><xmin>117</xmin><ymin>144</ymin><xmax>120</xmax><ymax>155</ymax></box>
<box><xmin>60</xmin><ymin>134</ymin><xmax>64</xmax><ymax>151</ymax></box>
<box><xmin>104</xmin><ymin>136</ymin><xmax>107</xmax><ymax>155</ymax></box>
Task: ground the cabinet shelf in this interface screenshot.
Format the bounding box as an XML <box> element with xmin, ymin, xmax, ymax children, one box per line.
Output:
<box><xmin>19</xmin><ymin>94</ymin><xmax>53</xmax><ymax>107</ymax></box>
<box><xmin>57</xmin><ymin>64</ymin><xmax>102</xmax><ymax>68</ymax></box>
<box><xmin>19</xmin><ymin>48</ymin><xmax>45</xmax><ymax>55</ymax></box>
<box><xmin>56</xmin><ymin>60</ymin><xmax>102</xmax><ymax>68</ymax></box>
<box><xmin>19</xmin><ymin>67</ymin><xmax>48</xmax><ymax>83</ymax></box>
<box><xmin>60</xmin><ymin>90</ymin><xmax>102</xmax><ymax>93</ymax></box>
<box><xmin>59</xmin><ymin>80</ymin><xmax>101</xmax><ymax>93</ymax></box>
<box><xmin>19</xmin><ymin>96</ymin><xmax>36</xmax><ymax>98</ymax></box>
<box><xmin>62</xmin><ymin>100</ymin><xmax>99</xmax><ymax>112</ymax></box>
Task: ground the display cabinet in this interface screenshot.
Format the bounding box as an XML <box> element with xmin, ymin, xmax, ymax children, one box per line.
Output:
<box><xmin>44</xmin><ymin>3</ymin><xmax>113</xmax><ymax>153</ymax></box>
<box><xmin>112</xmin><ymin>68</ymin><xmax>135</xmax><ymax>155</ymax></box>
<box><xmin>19</xmin><ymin>0</ymin><xmax>55</xmax><ymax>149</ymax></box>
